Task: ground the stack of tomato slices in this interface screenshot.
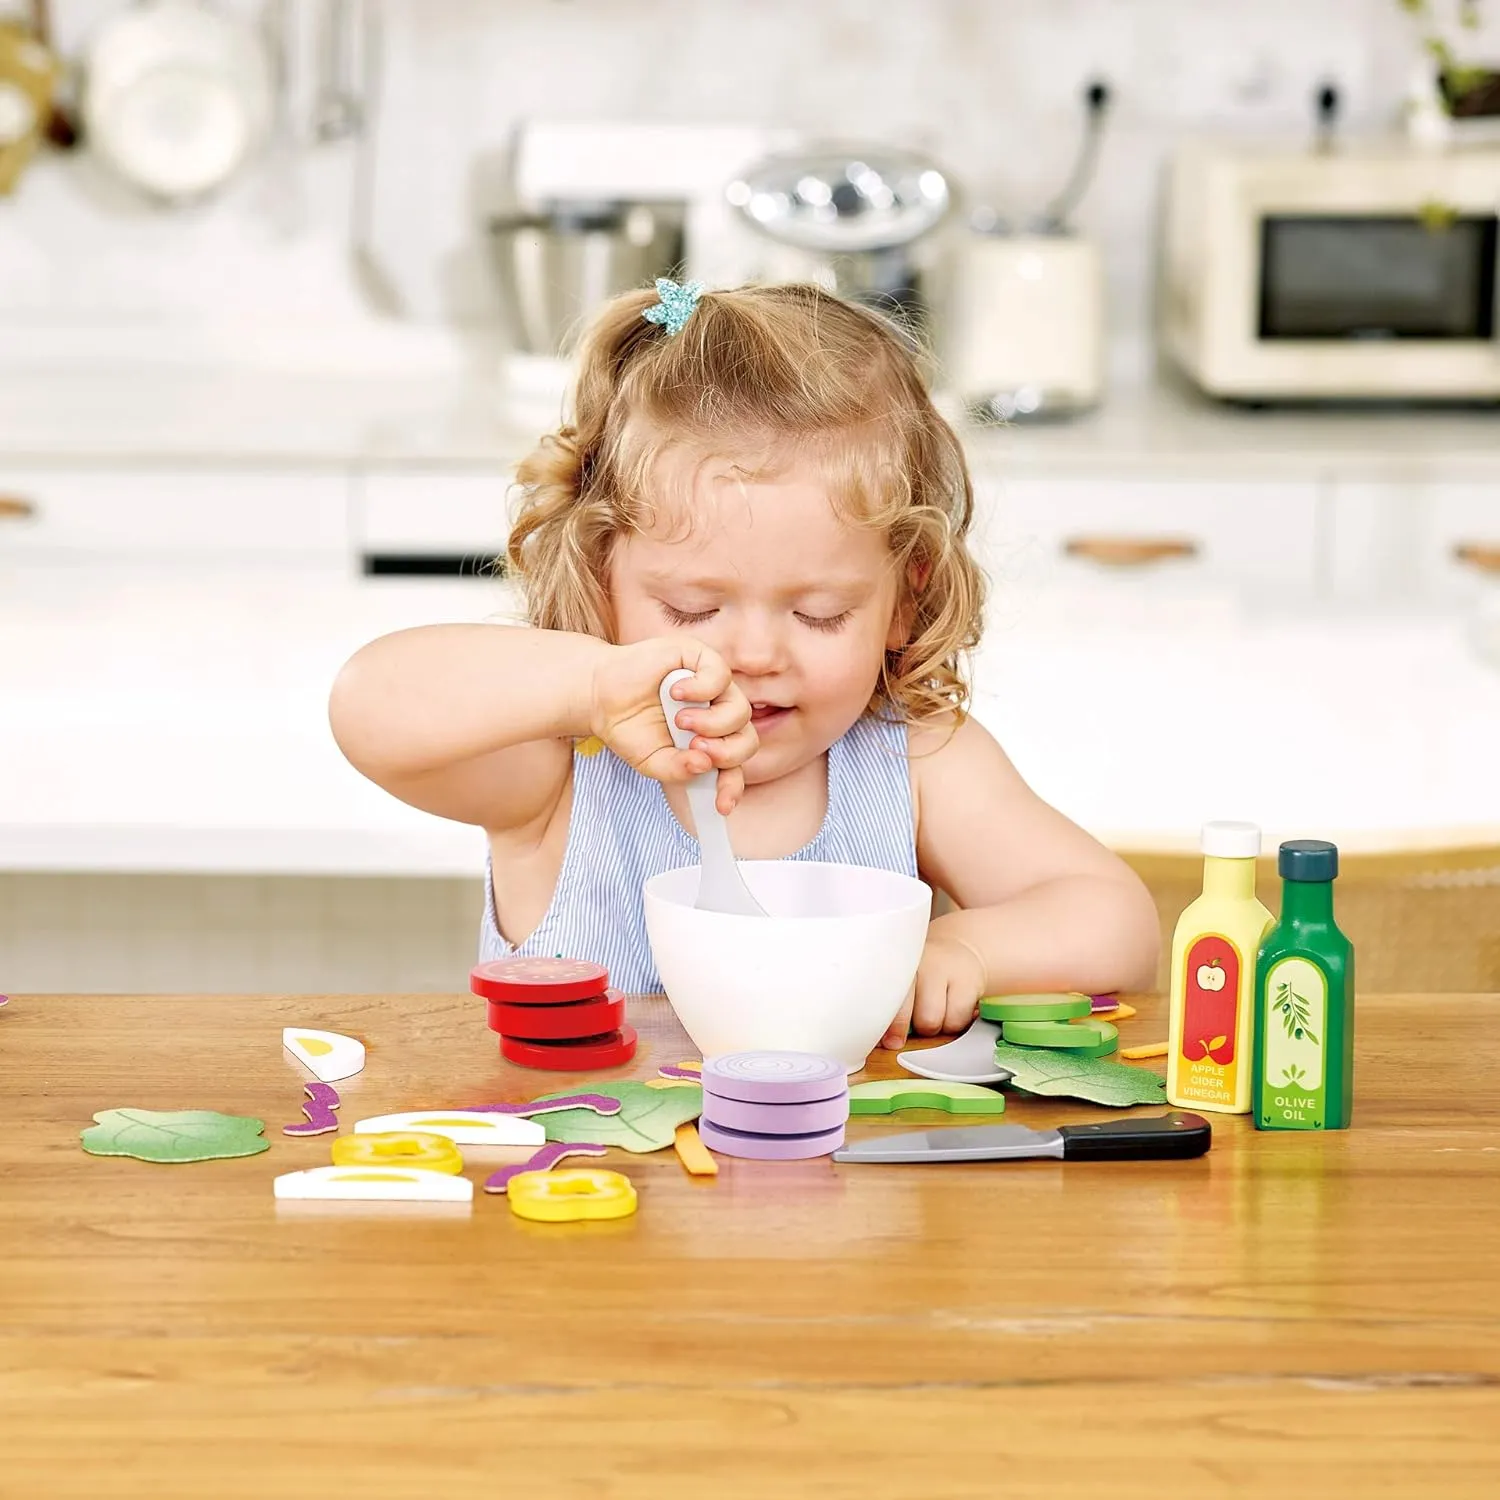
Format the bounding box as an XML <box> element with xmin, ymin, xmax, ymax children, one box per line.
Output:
<box><xmin>470</xmin><ymin>956</ymin><xmax>637</xmax><ymax>1070</ymax></box>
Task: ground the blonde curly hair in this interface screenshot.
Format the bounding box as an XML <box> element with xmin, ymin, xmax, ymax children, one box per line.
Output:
<box><xmin>505</xmin><ymin>281</ymin><xmax>984</xmax><ymax>724</ymax></box>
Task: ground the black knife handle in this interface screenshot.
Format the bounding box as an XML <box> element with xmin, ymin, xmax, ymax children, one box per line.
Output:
<box><xmin>1057</xmin><ymin>1111</ymin><xmax>1211</xmax><ymax>1161</ymax></box>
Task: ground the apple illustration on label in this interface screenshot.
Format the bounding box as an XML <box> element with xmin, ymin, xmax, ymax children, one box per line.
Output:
<box><xmin>1182</xmin><ymin>936</ymin><xmax>1240</xmax><ymax>1067</ymax></box>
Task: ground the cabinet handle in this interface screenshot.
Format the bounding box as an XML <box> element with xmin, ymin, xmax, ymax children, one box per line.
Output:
<box><xmin>1454</xmin><ymin>542</ymin><xmax>1500</xmax><ymax>575</ymax></box>
<box><xmin>0</xmin><ymin>496</ymin><xmax>38</xmax><ymax>521</ymax></box>
<box><xmin>1062</xmin><ymin>535</ymin><xmax>1199</xmax><ymax>568</ymax></box>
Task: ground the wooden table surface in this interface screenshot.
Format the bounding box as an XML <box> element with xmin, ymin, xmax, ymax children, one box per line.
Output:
<box><xmin>2</xmin><ymin>991</ymin><xmax>1498</xmax><ymax>1499</ymax></box>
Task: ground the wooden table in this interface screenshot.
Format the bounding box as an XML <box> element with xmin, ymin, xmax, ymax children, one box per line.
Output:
<box><xmin>2</xmin><ymin>993</ymin><xmax>1498</xmax><ymax>1499</ymax></box>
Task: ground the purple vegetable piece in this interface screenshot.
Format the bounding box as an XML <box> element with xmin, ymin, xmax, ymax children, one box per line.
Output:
<box><xmin>701</xmin><ymin>1051</ymin><xmax>847</xmax><ymax>1105</ymax></box>
<box><xmin>282</xmin><ymin>1080</ymin><xmax>342</xmax><ymax>1136</ymax></box>
<box><xmin>483</xmin><ymin>1141</ymin><xmax>609</xmax><ymax>1194</ymax></box>
<box><xmin>701</xmin><ymin>1090</ymin><xmax>849</xmax><ymax>1136</ymax></box>
<box><xmin>470</xmin><ymin>1093</ymin><xmax>622</xmax><ymax>1117</ymax></box>
<box><xmin>698</xmin><ymin>1117</ymin><xmax>845</xmax><ymax>1160</ymax></box>
<box><xmin>657</xmin><ymin>1064</ymin><xmax>701</xmax><ymax>1080</ymax></box>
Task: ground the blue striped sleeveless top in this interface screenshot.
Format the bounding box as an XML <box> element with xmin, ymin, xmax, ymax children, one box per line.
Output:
<box><xmin>478</xmin><ymin>712</ymin><xmax>916</xmax><ymax>993</ymax></box>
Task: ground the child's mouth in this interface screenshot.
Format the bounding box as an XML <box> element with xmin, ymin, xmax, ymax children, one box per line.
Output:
<box><xmin>750</xmin><ymin>704</ymin><xmax>792</xmax><ymax>730</ymax></box>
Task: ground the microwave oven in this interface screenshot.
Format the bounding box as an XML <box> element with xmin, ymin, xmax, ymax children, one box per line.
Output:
<box><xmin>1161</xmin><ymin>140</ymin><xmax>1500</xmax><ymax>401</ymax></box>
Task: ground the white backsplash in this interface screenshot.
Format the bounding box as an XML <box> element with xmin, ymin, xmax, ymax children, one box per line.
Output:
<box><xmin>2</xmin><ymin>0</ymin><xmax>1495</xmax><ymax>362</ymax></box>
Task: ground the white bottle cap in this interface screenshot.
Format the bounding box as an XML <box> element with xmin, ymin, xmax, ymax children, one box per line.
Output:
<box><xmin>1201</xmin><ymin>820</ymin><xmax>1261</xmax><ymax>858</ymax></box>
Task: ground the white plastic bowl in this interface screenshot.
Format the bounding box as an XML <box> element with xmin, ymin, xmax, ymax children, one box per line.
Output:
<box><xmin>643</xmin><ymin>860</ymin><xmax>932</xmax><ymax>1070</ymax></box>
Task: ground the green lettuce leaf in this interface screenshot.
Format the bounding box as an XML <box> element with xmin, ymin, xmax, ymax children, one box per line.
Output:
<box><xmin>80</xmin><ymin>1108</ymin><xmax>269</xmax><ymax>1163</ymax></box>
<box><xmin>993</xmin><ymin>1042</ymin><xmax>1168</xmax><ymax>1108</ymax></box>
<box><xmin>535</xmin><ymin>1081</ymin><xmax>702</xmax><ymax>1152</ymax></box>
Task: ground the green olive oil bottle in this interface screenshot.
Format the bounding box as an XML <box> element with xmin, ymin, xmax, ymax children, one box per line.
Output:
<box><xmin>1252</xmin><ymin>840</ymin><xmax>1355</xmax><ymax>1131</ymax></box>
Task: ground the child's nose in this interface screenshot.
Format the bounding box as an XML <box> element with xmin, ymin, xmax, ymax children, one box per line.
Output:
<box><xmin>725</xmin><ymin>612</ymin><xmax>786</xmax><ymax>675</ymax></box>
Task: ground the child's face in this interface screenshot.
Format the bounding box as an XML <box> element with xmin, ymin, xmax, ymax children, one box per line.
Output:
<box><xmin>609</xmin><ymin>452</ymin><xmax>904</xmax><ymax>785</ymax></box>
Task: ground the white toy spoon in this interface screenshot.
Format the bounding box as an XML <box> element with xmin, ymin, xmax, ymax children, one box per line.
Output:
<box><xmin>658</xmin><ymin>669</ymin><xmax>767</xmax><ymax>917</ymax></box>
<box><xmin>897</xmin><ymin>1016</ymin><xmax>1015</xmax><ymax>1085</ymax></box>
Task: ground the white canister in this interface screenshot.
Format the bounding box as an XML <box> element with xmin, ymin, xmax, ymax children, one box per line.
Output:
<box><xmin>939</xmin><ymin>231</ymin><xmax>1105</xmax><ymax>419</ymax></box>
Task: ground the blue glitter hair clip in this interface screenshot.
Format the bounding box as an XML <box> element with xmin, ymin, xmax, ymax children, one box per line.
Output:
<box><xmin>642</xmin><ymin>277</ymin><xmax>704</xmax><ymax>336</ymax></box>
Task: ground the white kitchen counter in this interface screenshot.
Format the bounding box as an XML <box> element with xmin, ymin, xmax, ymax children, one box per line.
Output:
<box><xmin>966</xmin><ymin>375</ymin><xmax>1500</xmax><ymax>482</ymax></box>
<box><xmin>0</xmin><ymin>368</ymin><xmax>540</xmax><ymax>472</ymax></box>
<box><xmin>0</xmin><ymin>359</ymin><xmax>1497</xmax><ymax>479</ymax></box>
<box><xmin>2</xmin><ymin>563</ymin><xmax>1497</xmax><ymax>877</ymax></box>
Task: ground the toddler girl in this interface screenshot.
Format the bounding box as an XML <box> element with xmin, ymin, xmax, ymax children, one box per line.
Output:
<box><xmin>329</xmin><ymin>280</ymin><xmax>1158</xmax><ymax>1047</ymax></box>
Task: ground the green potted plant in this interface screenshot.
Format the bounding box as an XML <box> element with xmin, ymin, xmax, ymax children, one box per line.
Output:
<box><xmin>1398</xmin><ymin>0</ymin><xmax>1497</xmax><ymax>130</ymax></box>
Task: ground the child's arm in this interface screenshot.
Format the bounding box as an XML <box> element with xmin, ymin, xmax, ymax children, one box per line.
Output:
<box><xmin>328</xmin><ymin>625</ymin><xmax>754</xmax><ymax>832</ymax></box>
<box><xmin>887</xmin><ymin>715</ymin><xmax>1160</xmax><ymax>1045</ymax></box>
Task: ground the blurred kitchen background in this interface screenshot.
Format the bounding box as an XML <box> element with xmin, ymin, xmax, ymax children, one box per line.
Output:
<box><xmin>2</xmin><ymin>0</ymin><xmax>1498</xmax><ymax>996</ymax></box>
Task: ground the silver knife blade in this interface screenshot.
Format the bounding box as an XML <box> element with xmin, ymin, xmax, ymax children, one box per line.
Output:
<box><xmin>832</xmin><ymin>1124</ymin><xmax>1066</xmax><ymax>1164</ymax></box>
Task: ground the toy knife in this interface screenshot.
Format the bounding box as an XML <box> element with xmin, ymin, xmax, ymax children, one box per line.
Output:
<box><xmin>831</xmin><ymin>1111</ymin><xmax>1211</xmax><ymax>1164</ymax></box>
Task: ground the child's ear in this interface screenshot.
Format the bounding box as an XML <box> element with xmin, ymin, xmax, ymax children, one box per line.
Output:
<box><xmin>886</xmin><ymin>558</ymin><xmax>930</xmax><ymax>649</ymax></box>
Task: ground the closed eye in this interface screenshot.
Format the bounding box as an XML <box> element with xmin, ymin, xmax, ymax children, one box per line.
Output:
<box><xmin>796</xmin><ymin>611</ymin><xmax>852</xmax><ymax>633</ymax></box>
<box><xmin>660</xmin><ymin>603</ymin><xmax>717</xmax><ymax>627</ymax></box>
<box><xmin>661</xmin><ymin>603</ymin><xmax>852</xmax><ymax>632</ymax></box>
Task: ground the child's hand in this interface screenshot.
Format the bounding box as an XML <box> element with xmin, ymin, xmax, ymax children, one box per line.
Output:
<box><xmin>881</xmin><ymin>933</ymin><xmax>988</xmax><ymax>1049</ymax></box>
<box><xmin>590</xmin><ymin>637</ymin><xmax>759</xmax><ymax>812</ymax></box>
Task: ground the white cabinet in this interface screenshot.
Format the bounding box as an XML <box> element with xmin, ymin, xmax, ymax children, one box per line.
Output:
<box><xmin>1329</xmin><ymin>480</ymin><xmax>1500</xmax><ymax>604</ymax></box>
<box><xmin>969</xmin><ymin>477</ymin><xmax>1322</xmax><ymax>606</ymax></box>
<box><xmin>0</xmin><ymin>467</ymin><xmax>350</xmax><ymax>563</ymax></box>
<box><xmin>967</xmin><ymin>613</ymin><xmax>1500</xmax><ymax>851</ymax></box>
<box><xmin>0</xmin><ymin>463</ymin><xmax>524</xmax><ymax>575</ymax></box>
<box><xmin>354</xmin><ymin>468</ymin><xmax>513</xmax><ymax>571</ymax></box>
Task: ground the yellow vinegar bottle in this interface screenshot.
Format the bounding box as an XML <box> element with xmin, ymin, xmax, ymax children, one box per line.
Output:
<box><xmin>1166</xmin><ymin>821</ymin><xmax>1275</xmax><ymax>1115</ymax></box>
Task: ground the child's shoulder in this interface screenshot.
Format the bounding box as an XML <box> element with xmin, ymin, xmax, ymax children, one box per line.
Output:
<box><xmin>901</xmin><ymin>707</ymin><xmax>968</xmax><ymax>760</ymax></box>
<box><xmin>904</xmin><ymin>709</ymin><xmax>1013</xmax><ymax>786</ymax></box>
<box><xmin>903</xmin><ymin>711</ymin><xmax>1031</xmax><ymax>859</ymax></box>
<box><xmin>841</xmin><ymin>705</ymin><xmax>989</xmax><ymax>763</ymax></box>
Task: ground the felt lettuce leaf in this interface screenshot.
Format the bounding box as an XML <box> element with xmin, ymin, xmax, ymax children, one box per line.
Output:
<box><xmin>81</xmin><ymin>1108</ymin><xmax>269</xmax><ymax>1162</ymax></box>
<box><xmin>535</xmin><ymin>1081</ymin><xmax>702</xmax><ymax>1152</ymax></box>
<box><xmin>992</xmin><ymin>1043</ymin><xmax>1168</xmax><ymax>1108</ymax></box>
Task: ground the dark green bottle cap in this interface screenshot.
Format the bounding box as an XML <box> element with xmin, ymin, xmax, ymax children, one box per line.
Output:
<box><xmin>1279</xmin><ymin>839</ymin><xmax>1338</xmax><ymax>882</ymax></box>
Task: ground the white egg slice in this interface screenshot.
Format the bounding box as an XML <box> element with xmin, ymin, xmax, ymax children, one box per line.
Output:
<box><xmin>282</xmin><ymin>1026</ymin><xmax>366</xmax><ymax>1082</ymax></box>
<box><xmin>352</xmin><ymin>1110</ymin><xmax>545</xmax><ymax>1146</ymax></box>
<box><xmin>273</xmin><ymin>1165</ymin><xmax>473</xmax><ymax>1202</ymax></box>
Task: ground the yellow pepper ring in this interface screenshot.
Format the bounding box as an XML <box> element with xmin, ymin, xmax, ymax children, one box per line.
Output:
<box><xmin>507</xmin><ymin>1168</ymin><xmax>638</xmax><ymax>1223</ymax></box>
<box><xmin>330</xmin><ymin>1131</ymin><xmax>464</xmax><ymax>1175</ymax></box>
